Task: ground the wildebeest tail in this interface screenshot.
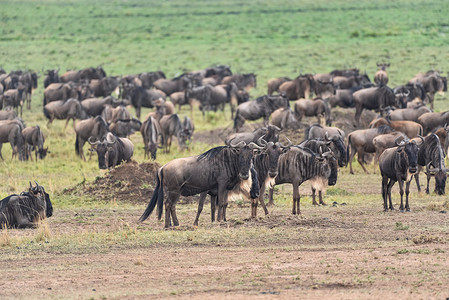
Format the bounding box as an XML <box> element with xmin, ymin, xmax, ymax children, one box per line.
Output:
<box><xmin>75</xmin><ymin>133</ymin><xmax>80</xmax><ymax>155</ymax></box>
<box><xmin>138</xmin><ymin>168</ymin><xmax>163</xmax><ymax>223</ymax></box>
<box><xmin>346</xmin><ymin>135</ymin><xmax>351</xmax><ymax>165</ymax></box>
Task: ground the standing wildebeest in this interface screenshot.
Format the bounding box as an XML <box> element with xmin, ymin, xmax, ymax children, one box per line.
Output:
<box><xmin>0</xmin><ymin>182</ymin><xmax>52</xmax><ymax>228</ymax></box>
<box><xmin>304</xmin><ymin>124</ymin><xmax>347</xmax><ymax>167</ymax></box>
<box><xmin>101</xmin><ymin>105</ymin><xmax>132</xmax><ymax>124</ymax></box>
<box><xmin>353</xmin><ymin>85</ymin><xmax>402</xmax><ymax>127</ymax></box>
<box><xmin>267</xmin><ymin>146</ymin><xmax>333</xmax><ymax>213</ymax></box>
<box><xmin>18</xmin><ymin>71</ymin><xmax>38</xmax><ymax>110</ymax></box>
<box><xmin>372</xmin><ymin>131</ymin><xmax>408</xmax><ymax>166</ymax></box>
<box><xmin>22</xmin><ymin>126</ymin><xmax>47</xmax><ymax>161</ymax></box>
<box><xmin>379</xmin><ymin>138</ymin><xmax>421</xmax><ymax>211</ymax></box>
<box><xmin>221</xmin><ymin>73</ymin><xmax>257</xmax><ymax>91</ymax></box>
<box><xmin>327</xmin><ymin>85</ymin><xmax>373</xmax><ymax>109</ymax></box>
<box><xmin>2</xmin><ymin>88</ymin><xmax>25</xmax><ymax>117</ymax></box>
<box><xmin>89</xmin><ymin>76</ymin><xmax>120</xmax><ymax>97</ymax></box>
<box><xmin>120</xmin><ymin>84</ymin><xmax>164</xmax><ymax>119</ymax></box>
<box><xmin>412</xmin><ymin>134</ymin><xmax>448</xmax><ymax>195</ymax></box>
<box><xmin>141</xmin><ymin>116</ymin><xmax>162</xmax><ymax>160</ymax></box>
<box><xmin>347</xmin><ymin>125</ymin><xmax>394</xmax><ymax>174</ymax></box>
<box><xmin>417</xmin><ymin>111</ymin><xmax>449</xmax><ymax>135</ymax></box>
<box><xmin>0</xmin><ymin>119</ymin><xmax>26</xmax><ymax>160</ymax></box>
<box><xmin>159</xmin><ymin>114</ymin><xmax>192</xmax><ymax>152</ymax></box>
<box><xmin>138</xmin><ymin>140</ymin><xmax>257</xmax><ymax>228</ymax></box>
<box><xmin>225</xmin><ymin>125</ymin><xmax>280</xmax><ymax>145</ymax></box>
<box><xmin>368</xmin><ymin>117</ymin><xmax>423</xmax><ymax>139</ymax></box>
<box><xmin>139</xmin><ymin>71</ymin><xmax>166</xmax><ymax>89</ymax></box>
<box><xmin>294</xmin><ymin>98</ymin><xmax>331</xmax><ymax>126</ymax></box>
<box><xmin>75</xmin><ymin>116</ymin><xmax>110</xmax><ymax>160</ymax></box>
<box><xmin>333</xmin><ymin>73</ymin><xmax>371</xmax><ymax>89</ymax></box>
<box><xmin>60</xmin><ymin>66</ymin><xmax>106</xmax><ymax>83</ymax></box>
<box><xmin>278</xmin><ymin>74</ymin><xmax>314</xmax><ymax>100</ymax></box>
<box><xmin>267</xmin><ymin>77</ymin><xmax>291</xmax><ymax>95</ymax></box>
<box><xmin>43</xmin><ymin>98</ymin><xmax>86</xmax><ymax>129</ymax></box>
<box><xmin>386</xmin><ymin>104</ymin><xmax>431</xmax><ymax>122</ymax></box>
<box><xmin>88</xmin><ymin>132</ymin><xmax>134</xmax><ymax>169</ymax></box>
<box><xmin>81</xmin><ymin>96</ymin><xmax>119</xmax><ymax>117</ymax></box>
<box><xmin>109</xmin><ymin>118</ymin><xmax>142</xmax><ymax>138</ymax></box>
<box><xmin>270</xmin><ymin>107</ymin><xmax>299</xmax><ymax>130</ymax></box>
<box><xmin>233</xmin><ymin>94</ymin><xmax>289</xmax><ymax>132</ymax></box>
<box><xmin>374</xmin><ymin>63</ymin><xmax>390</xmax><ymax>86</ymax></box>
<box><xmin>43</xmin><ymin>82</ymin><xmax>80</xmax><ymax>105</ymax></box>
<box><xmin>314</xmin><ymin>78</ymin><xmax>335</xmax><ymax>98</ymax></box>
<box><xmin>152</xmin><ymin>73</ymin><xmax>192</xmax><ymax>96</ymax></box>
<box><xmin>434</xmin><ymin>125</ymin><xmax>449</xmax><ymax>157</ymax></box>
<box><xmin>43</xmin><ymin>69</ymin><xmax>60</xmax><ymax>88</ymax></box>
<box><xmin>409</xmin><ymin>71</ymin><xmax>447</xmax><ymax>109</ymax></box>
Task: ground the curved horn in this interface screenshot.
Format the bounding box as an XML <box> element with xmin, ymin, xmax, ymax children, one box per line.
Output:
<box><xmin>88</xmin><ymin>136</ymin><xmax>101</xmax><ymax>145</ymax></box>
<box><xmin>325</xmin><ymin>131</ymin><xmax>330</xmax><ymax>141</ymax></box>
<box><xmin>277</xmin><ymin>137</ymin><xmax>292</xmax><ymax>148</ymax></box>
<box><xmin>248</xmin><ymin>141</ymin><xmax>265</xmax><ymax>150</ymax></box>
<box><xmin>415</xmin><ymin>135</ymin><xmax>425</xmax><ymax>145</ymax></box>
<box><xmin>395</xmin><ymin>136</ymin><xmax>406</xmax><ymax>146</ymax></box>
<box><xmin>106</xmin><ymin>133</ymin><xmax>117</xmax><ymax>145</ymax></box>
<box><xmin>257</xmin><ymin>135</ymin><xmax>268</xmax><ymax>146</ymax></box>
<box><xmin>229</xmin><ymin>138</ymin><xmax>246</xmax><ymax>148</ymax></box>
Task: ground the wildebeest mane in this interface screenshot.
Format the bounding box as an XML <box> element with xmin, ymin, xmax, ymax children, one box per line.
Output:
<box><xmin>197</xmin><ymin>146</ymin><xmax>226</xmax><ymax>162</ymax></box>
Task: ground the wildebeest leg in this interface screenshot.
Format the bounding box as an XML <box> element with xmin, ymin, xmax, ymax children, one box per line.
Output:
<box><xmin>387</xmin><ymin>179</ymin><xmax>395</xmax><ymax>210</ymax></box>
<box><xmin>354</xmin><ymin>106</ymin><xmax>362</xmax><ymax>127</ymax></box>
<box><xmin>251</xmin><ymin>197</ymin><xmax>258</xmax><ymax>218</ymax></box>
<box><xmin>348</xmin><ymin>144</ymin><xmax>357</xmax><ymax>175</ymax></box>
<box><xmin>397</xmin><ymin>179</ymin><xmax>405</xmax><ymax>212</ymax></box>
<box><xmin>319</xmin><ymin>190</ymin><xmax>326</xmax><ymax>205</ymax></box>
<box><xmin>405</xmin><ymin>179</ymin><xmax>412</xmax><ymax>212</ymax></box>
<box><xmin>311</xmin><ymin>187</ymin><xmax>318</xmax><ymax>205</ymax></box>
<box><xmin>268</xmin><ymin>186</ymin><xmax>275</xmax><ymax>206</ymax></box>
<box><xmin>357</xmin><ymin>149</ymin><xmax>369</xmax><ymax>174</ymax></box>
<box><xmin>164</xmin><ymin>192</ymin><xmax>178</xmax><ymax>228</ymax></box>
<box><xmin>210</xmin><ymin>194</ymin><xmax>217</xmax><ymax>223</ymax></box>
<box><xmin>414</xmin><ymin>171</ymin><xmax>421</xmax><ymax>194</ymax></box>
<box><xmin>170</xmin><ymin>202</ymin><xmax>179</xmax><ymax>226</ymax></box>
<box><xmin>425</xmin><ymin>172</ymin><xmax>432</xmax><ymax>195</ymax></box>
<box><xmin>382</xmin><ymin>175</ymin><xmax>388</xmax><ymax>211</ymax></box>
<box><xmin>194</xmin><ymin>192</ymin><xmax>208</xmax><ymax>226</ymax></box>
<box><xmin>292</xmin><ymin>181</ymin><xmax>301</xmax><ymax>215</ymax></box>
<box><xmin>217</xmin><ymin>185</ymin><xmax>227</xmax><ymax>222</ymax></box>
<box><xmin>0</xmin><ymin>144</ymin><xmax>3</xmax><ymax>160</ymax></box>
<box><xmin>64</xmin><ymin>117</ymin><xmax>70</xmax><ymax>130</ymax></box>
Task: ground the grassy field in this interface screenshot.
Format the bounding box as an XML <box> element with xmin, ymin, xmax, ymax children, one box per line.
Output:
<box><xmin>1</xmin><ymin>0</ymin><xmax>449</xmax><ymax>298</ymax></box>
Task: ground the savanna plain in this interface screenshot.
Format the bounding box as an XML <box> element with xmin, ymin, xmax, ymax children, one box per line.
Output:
<box><xmin>1</xmin><ymin>0</ymin><xmax>449</xmax><ymax>299</ymax></box>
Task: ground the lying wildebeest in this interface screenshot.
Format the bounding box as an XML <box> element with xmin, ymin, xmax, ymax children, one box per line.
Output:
<box><xmin>347</xmin><ymin>125</ymin><xmax>394</xmax><ymax>174</ymax></box>
<box><xmin>409</xmin><ymin>71</ymin><xmax>447</xmax><ymax>109</ymax></box>
<box><xmin>372</xmin><ymin>131</ymin><xmax>407</xmax><ymax>166</ymax></box>
<box><xmin>233</xmin><ymin>94</ymin><xmax>289</xmax><ymax>132</ymax></box>
<box><xmin>411</xmin><ymin>134</ymin><xmax>448</xmax><ymax>195</ymax></box>
<box><xmin>2</xmin><ymin>88</ymin><xmax>25</xmax><ymax>117</ymax></box>
<box><xmin>221</xmin><ymin>73</ymin><xmax>257</xmax><ymax>91</ymax></box>
<box><xmin>88</xmin><ymin>132</ymin><xmax>134</xmax><ymax>169</ymax></box>
<box><xmin>60</xmin><ymin>66</ymin><xmax>106</xmax><ymax>83</ymax></box>
<box><xmin>0</xmin><ymin>182</ymin><xmax>52</xmax><ymax>229</ymax></box>
<box><xmin>294</xmin><ymin>98</ymin><xmax>331</xmax><ymax>126</ymax></box>
<box><xmin>374</xmin><ymin>63</ymin><xmax>390</xmax><ymax>86</ymax></box>
<box><xmin>270</xmin><ymin>107</ymin><xmax>299</xmax><ymax>130</ymax></box>
<box><xmin>434</xmin><ymin>125</ymin><xmax>449</xmax><ymax>157</ymax></box>
<box><xmin>120</xmin><ymin>84</ymin><xmax>164</xmax><ymax>119</ymax></box>
<box><xmin>139</xmin><ymin>140</ymin><xmax>258</xmax><ymax>228</ymax></box>
<box><xmin>81</xmin><ymin>96</ymin><xmax>120</xmax><ymax>117</ymax></box>
<box><xmin>43</xmin><ymin>98</ymin><xmax>87</xmax><ymax>129</ymax></box>
<box><xmin>278</xmin><ymin>74</ymin><xmax>314</xmax><ymax>100</ymax></box>
<box><xmin>89</xmin><ymin>76</ymin><xmax>120</xmax><ymax>97</ymax></box>
<box><xmin>267</xmin><ymin>146</ymin><xmax>334</xmax><ymax>213</ymax></box>
<box><xmin>0</xmin><ymin>119</ymin><xmax>26</xmax><ymax>160</ymax></box>
<box><xmin>304</xmin><ymin>124</ymin><xmax>347</xmax><ymax>167</ymax></box>
<box><xmin>417</xmin><ymin>111</ymin><xmax>449</xmax><ymax>135</ymax></box>
<box><xmin>109</xmin><ymin>118</ymin><xmax>142</xmax><ymax>138</ymax></box>
<box><xmin>386</xmin><ymin>104</ymin><xmax>431</xmax><ymax>122</ymax></box>
<box><xmin>43</xmin><ymin>69</ymin><xmax>60</xmax><ymax>88</ymax></box>
<box><xmin>368</xmin><ymin>117</ymin><xmax>423</xmax><ymax>139</ymax></box>
<box><xmin>267</xmin><ymin>77</ymin><xmax>291</xmax><ymax>95</ymax></box>
<box><xmin>379</xmin><ymin>137</ymin><xmax>422</xmax><ymax>211</ymax></box>
<box><xmin>152</xmin><ymin>73</ymin><xmax>192</xmax><ymax>96</ymax></box>
<box><xmin>141</xmin><ymin>116</ymin><xmax>162</xmax><ymax>160</ymax></box>
<box><xmin>138</xmin><ymin>71</ymin><xmax>166</xmax><ymax>89</ymax></box>
<box><xmin>43</xmin><ymin>82</ymin><xmax>80</xmax><ymax>105</ymax></box>
<box><xmin>75</xmin><ymin>116</ymin><xmax>110</xmax><ymax>161</ymax></box>
<box><xmin>159</xmin><ymin>114</ymin><xmax>192</xmax><ymax>152</ymax></box>
<box><xmin>22</xmin><ymin>126</ymin><xmax>48</xmax><ymax>161</ymax></box>
<box><xmin>353</xmin><ymin>85</ymin><xmax>403</xmax><ymax>127</ymax></box>
<box><xmin>225</xmin><ymin>125</ymin><xmax>280</xmax><ymax>145</ymax></box>
<box><xmin>333</xmin><ymin>73</ymin><xmax>371</xmax><ymax>89</ymax></box>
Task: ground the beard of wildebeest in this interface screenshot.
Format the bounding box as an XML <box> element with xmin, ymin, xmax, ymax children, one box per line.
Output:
<box><xmin>434</xmin><ymin>170</ymin><xmax>447</xmax><ymax>195</ymax></box>
<box><xmin>327</xmin><ymin>156</ymin><xmax>338</xmax><ymax>186</ymax></box>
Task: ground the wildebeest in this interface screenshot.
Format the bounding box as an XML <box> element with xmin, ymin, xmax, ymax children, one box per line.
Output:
<box><xmin>270</xmin><ymin>107</ymin><xmax>298</xmax><ymax>130</ymax></box>
<box><xmin>353</xmin><ymin>85</ymin><xmax>402</xmax><ymax>127</ymax></box>
<box><xmin>0</xmin><ymin>182</ymin><xmax>52</xmax><ymax>228</ymax></box>
<box><xmin>0</xmin><ymin>119</ymin><xmax>26</xmax><ymax>160</ymax></box>
<box><xmin>374</xmin><ymin>63</ymin><xmax>390</xmax><ymax>86</ymax></box>
<box><xmin>120</xmin><ymin>84</ymin><xmax>165</xmax><ymax>119</ymax></box>
<box><xmin>372</xmin><ymin>131</ymin><xmax>408</xmax><ymax>166</ymax></box>
<box><xmin>139</xmin><ymin>71</ymin><xmax>166</xmax><ymax>89</ymax></box>
<box><xmin>88</xmin><ymin>132</ymin><xmax>134</xmax><ymax>169</ymax></box>
<box><xmin>2</xmin><ymin>88</ymin><xmax>25</xmax><ymax>117</ymax></box>
<box><xmin>81</xmin><ymin>96</ymin><xmax>120</xmax><ymax>117</ymax></box>
<box><xmin>225</xmin><ymin>125</ymin><xmax>280</xmax><ymax>145</ymax></box>
<box><xmin>434</xmin><ymin>125</ymin><xmax>449</xmax><ymax>157</ymax></box>
<box><xmin>278</xmin><ymin>74</ymin><xmax>314</xmax><ymax>100</ymax></box>
<box><xmin>393</xmin><ymin>83</ymin><xmax>426</xmax><ymax>103</ymax></box>
<box><xmin>169</xmin><ymin>91</ymin><xmax>187</xmax><ymax>111</ymax></box>
<box><xmin>221</xmin><ymin>73</ymin><xmax>257</xmax><ymax>91</ymax></box>
<box><xmin>304</xmin><ymin>124</ymin><xmax>347</xmax><ymax>167</ymax></box>
<box><xmin>409</xmin><ymin>71</ymin><xmax>447</xmax><ymax>109</ymax></box>
<box><xmin>233</xmin><ymin>94</ymin><xmax>289</xmax><ymax>132</ymax></box>
<box><xmin>43</xmin><ymin>69</ymin><xmax>60</xmax><ymax>88</ymax></box>
<box><xmin>294</xmin><ymin>98</ymin><xmax>331</xmax><ymax>126</ymax></box>
<box><xmin>101</xmin><ymin>105</ymin><xmax>132</xmax><ymax>124</ymax></box>
<box><xmin>386</xmin><ymin>104</ymin><xmax>432</xmax><ymax>122</ymax></box>
<box><xmin>141</xmin><ymin>116</ymin><xmax>162</xmax><ymax>160</ymax></box>
<box><xmin>266</xmin><ymin>146</ymin><xmax>333</xmax><ymax>214</ymax></box>
<box><xmin>22</xmin><ymin>126</ymin><xmax>47</xmax><ymax>161</ymax></box>
<box><xmin>43</xmin><ymin>82</ymin><xmax>80</xmax><ymax>105</ymax></box>
<box><xmin>152</xmin><ymin>73</ymin><xmax>192</xmax><ymax>96</ymax></box>
<box><xmin>379</xmin><ymin>138</ymin><xmax>422</xmax><ymax>211</ymax></box>
<box><xmin>417</xmin><ymin>111</ymin><xmax>449</xmax><ymax>135</ymax></box>
<box><xmin>89</xmin><ymin>76</ymin><xmax>120</xmax><ymax>97</ymax></box>
<box><xmin>75</xmin><ymin>116</ymin><xmax>110</xmax><ymax>160</ymax></box>
<box><xmin>313</xmin><ymin>78</ymin><xmax>335</xmax><ymax>98</ymax></box>
<box><xmin>159</xmin><ymin>114</ymin><xmax>192</xmax><ymax>152</ymax></box>
<box><xmin>412</xmin><ymin>134</ymin><xmax>447</xmax><ymax>195</ymax></box>
<box><xmin>43</xmin><ymin>98</ymin><xmax>86</xmax><ymax>129</ymax></box>
<box><xmin>60</xmin><ymin>66</ymin><xmax>106</xmax><ymax>83</ymax></box>
<box><xmin>327</xmin><ymin>85</ymin><xmax>372</xmax><ymax>109</ymax></box>
<box><xmin>333</xmin><ymin>73</ymin><xmax>371</xmax><ymax>89</ymax></box>
<box><xmin>347</xmin><ymin>125</ymin><xmax>394</xmax><ymax>174</ymax></box>
<box><xmin>0</xmin><ymin>110</ymin><xmax>17</xmax><ymax>121</ymax></box>
<box><xmin>368</xmin><ymin>117</ymin><xmax>423</xmax><ymax>139</ymax></box>
<box><xmin>267</xmin><ymin>77</ymin><xmax>291</xmax><ymax>95</ymax></box>
<box><xmin>18</xmin><ymin>71</ymin><xmax>38</xmax><ymax>110</ymax></box>
<box><xmin>153</xmin><ymin>98</ymin><xmax>175</xmax><ymax>117</ymax></box>
<box><xmin>138</xmin><ymin>140</ymin><xmax>258</xmax><ymax>228</ymax></box>
<box><xmin>109</xmin><ymin>118</ymin><xmax>142</xmax><ymax>138</ymax></box>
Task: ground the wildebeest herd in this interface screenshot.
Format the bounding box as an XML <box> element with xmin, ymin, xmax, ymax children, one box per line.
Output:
<box><xmin>0</xmin><ymin>64</ymin><xmax>448</xmax><ymax>229</ymax></box>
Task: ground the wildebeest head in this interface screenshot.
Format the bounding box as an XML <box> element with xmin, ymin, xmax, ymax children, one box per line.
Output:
<box><xmin>88</xmin><ymin>135</ymin><xmax>115</xmax><ymax>169</ymax></box>
<box><xmin>29</xmin><ymin>181</ymin><xmax>53</xmax><ymax>218</ymax></box>
<box><xmin>38</xmin><ymin>147</ymin><xmax>49</xmax><ymax>159</ymax></box>
<box><xmin>259</xmin><ymin>137</ymin><xmax>292</xmax><ymax>178</ymax></box>
<box><xmin>325</xmin><ymin>132</ymin><xmax>347</xmax><ymax>167</ymax></box>
<box><xmin>315</xmin><ymin>148</ymin><xmax>334</xmax><ymax>185</ymax></box>
<box><xmin>226</xmin><ymin>139</ymin><xmax>257</xmax><ymax>181</ymax></box>
<box><xmin>396</xmin><ymin>138</ymin><xmax>421</xmax><ymax>174</ymax></box>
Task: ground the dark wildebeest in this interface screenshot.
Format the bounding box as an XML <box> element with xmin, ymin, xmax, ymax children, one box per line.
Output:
<box><xmin>347</xmin><ymin>125</ymin><xmax>394</xmax><ymax>174</ymax></box>
<box><xmin>138</xmin><ymin>140</ymin><xmax>258</xmax><ymax>228</ymax></box>
<box><xmin>18</xmin><ymin>71</ymin><xmax>38</xmax><ymax>110</ymax></box>
<box><xmin>393</xmin><ymin>83</ymin><xmax>426</xmax><ymax>103</ymax></box>
<box><xmin>266</xmin><ymin>146</ymin><xmax>334</xmax><ymax>213</ymax></box>
<box><xmin>330</xmin><ymin>68</ymin><xmax>360</xmax><ymax>77</ymax></box>
<box><xmin>386</xmin><ymin>104</ymin><xmax>431</xmax><ymax>122</ymax></box>
<box><xmin>327</xmin><ymin>85</ymin><xmax>373</xmax><ymax>109</ymax></box>
<box><xmin>294</xmin><ymin>98</ymin><xmax>331</xmax><ymax>126</ymax></box>
<box><xmin>333</xmin><ymin>73</ymin><xmax>371</xmax><ymax>89</ymax></box>
<box><xmin>43</xmin><ymin>69</ymin><xmax>60</xmax><ymax>88</ymax></box>
<box><xmin>159</xmin><ymin>114</ymin><xmax>192</xmax><ymax>152</ymax></box>
<box><xmin>141</xmin><ymin>116</ymin><xmax>162</xmax><ymax>160</ymax></box>
<box><xmin>75</xmin><ymin>116</ymin><xmax>110</xmax><ymax>161</ymax></box>
<box><xmin>267</xmin><ymin>77</ymin><xmax>291</xmax><ymax>95</ymax></box>
<box><xmin>109</xmin><ymin>118</ymin><xmax>142</xmax><ymax>138</ymax></box>
<box><xmin>225</xmin><ymin>125</ymin><xmax>280</xmax><ymax>145</ymax></box>
<box><xmin>0</xmin><ymin>119</ymin><xmax>26</xmax><ymax>160</ymax></box>
<box><xmin>372</xmin><ymin>131</ymin><xmax>408</xmax><ymax>166</ymax></box>
<box><xmin>313</xmin><ymin>78</ymin><xmax>335</xmax><ymax>99</ymax></box>
<box><xmin>60</xmin><ymin>66</ymin><xmax>106</xmax><ymax>83</ymax></box>
<box><xmin>88</xmin><ymin>132</ymin><xmax>134</xmax><ymax>169</ymax></box>
<box><xmin>409</xmin><ymin>71</ymin><xmax>447</xmax><ymax>109</ymax></box>
<box><xmin>368</xmin><ymin>117</ymin><xmax>423</xmax><ymax>139</ymax></box>
<box><xmin>81</xmin><ymin>96</ymin><xmax>120</xmax><ymax>117</ymax></box>
<box><xmin>233</xmin><ymin>94</ymin><xmax>289</xmax><ymax>132</ymax></box>
<box><xmin>434</xmin><ymin>125</ymin><xmax>449</xmax><ymax>157</ymax></box>
<box><xmin>120</xmin><ymin>84</ymin><xmax>164</xmax><ymax>119</ymax></box>
<box><xmin>304</xmin><ymin>124</ymin><xmax>347</xmax><ymax>167</ymax></box>
<box><xmin>417</xmin><ymin>111</ymin><xmax>449</xmax><ymax>135</ymax></box>
<box><xmin>298</xmin><ymin>139</ymin><xmax>339</xmax><ymax>206</ymax></box>
<box><xmin>374</xmin><ymin>63</ymin><xmax>390</xmax><ymax>86</ymax></box>
<box><xmin>270</xmin><ymin>107</ymin><xmax>299</xmax><ymax>130</ymax></box>
<box><xmin>353</xmin><ymin>85</ymin><xmax>403</xmax><ymax>127</ymax></box>
<box><xmin>139</xmin><ymin>71</ymin><xmax>166</xmax><ymax>89</ymax></box>
<box><xmin>379</xmin><ymin>138</ymin><xmax>422</xmax><ymax>211</ymax></box>
<box><xmin>43</xmin><ymin>82</ymin><xmax>80</xmax><ymax>105</ymax></box>
<box><xmin>152</xmin><ymin>73</ymin><xmax>192</xmax><ymax>96</ymax></box>
<box><xmin>43</xmin><ymin>98</ymin><xmax>86</xmax><ymax>129</ymax></box>
<box><xmin>412</xmin><ymin>134</ymin><xmax>448</xmax><ymax>195</ymax></box>
<box><xmin>2</xmin><ymin>88</ymin><xmax>25</xmax><ymax>117</ymax></box>
<box><xmin>0</xmin><ymin>182</ymin><xmax>52</xmax><ymax>229</ymax></box>
<box><xmin>221</xmin><ymin>73</ymin><xmax>257</xmax><ymax>91</ymax></box>
<box><xmin>22</xmin><ymin>126</ymin><xmax>48</xmax><ymax>161</ymax></box>
<box><xmin>278</xmin><ymin>74</ymin><xmax>314</xmax><ymax>100</ymax></box>
<box><xmin>89</xmin><ymin>76</ymin><xmax>120</xmax><ymax>97</ymax></box>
